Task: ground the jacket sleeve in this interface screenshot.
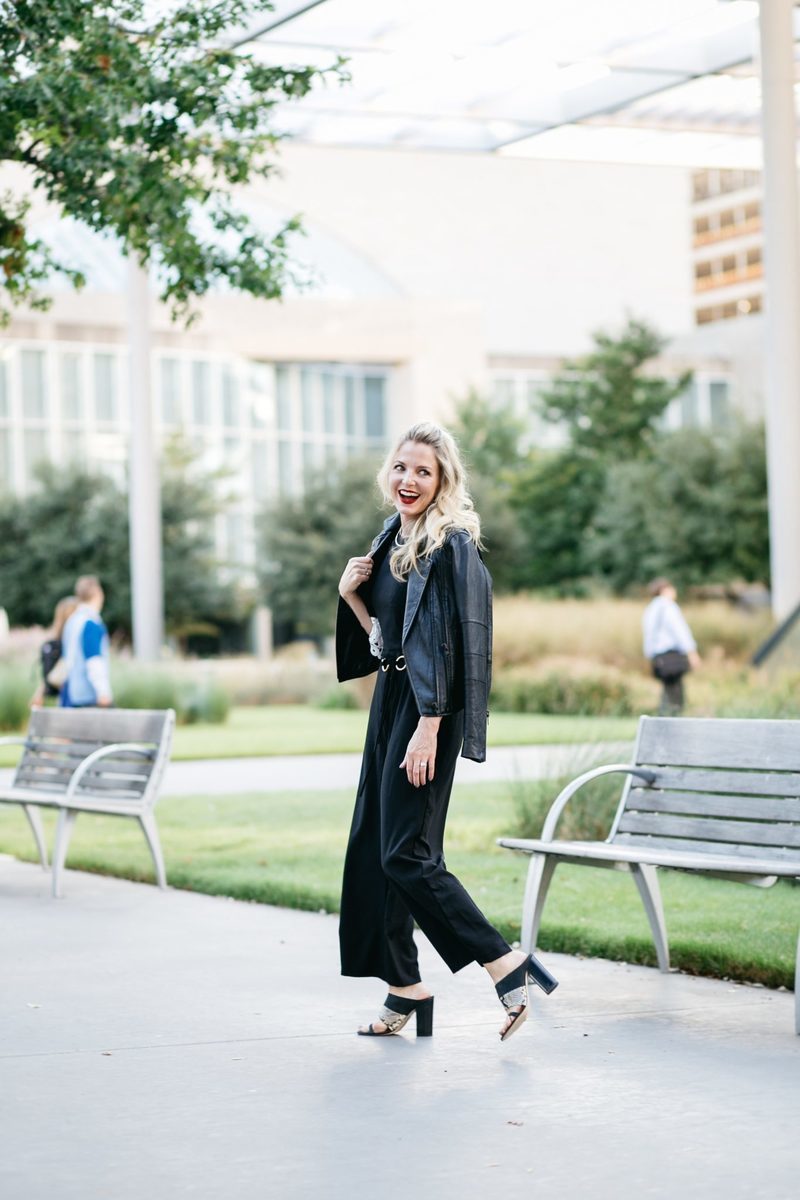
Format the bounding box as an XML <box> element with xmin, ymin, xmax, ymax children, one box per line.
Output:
<box><xmin>449</xmin><ymin>533</ymin><xmax>493</xmax><ymax>763</ymax></box>
<box><xmin>335</xmin><ymin>595</ymin><xmax>379</xmax><ymax>683</ymax></box>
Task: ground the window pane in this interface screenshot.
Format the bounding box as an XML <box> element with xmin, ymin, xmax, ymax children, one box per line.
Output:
<box><xmin>0</xmin><ymin>430</ymin><xmax>11</xmax><ymax>491</ymax></box>
<box><xmin>21</xmin><ymin>349</ymin><xmax>46</xmax><ymax>419</ymax></box>
<box><xmin>61</xmin><ymin>353</ymin><xmax>82</xmax><ymax>421</ymax></box>
<box><xmin>0</xmin><ymin>359</ymin><xmax>8</xmax><ymax>417</ymax></box>
<box><xmin>226</xmin><ymin>513</ymin><xmax>245</xmax><ymax>564</ymax></box>
<box><xmin>364</xmin><ymin>376</ymin><xmax>385</xmax><ymax>439</ymax></box>
<box><xmin>276</xmin><ymin>366</ymin><xmax>292</xmax><ymax>432</ymax></box>
<box><xmin>322</xmin><ymin>373</ymin><xmax>337</xmax><ymax>434</ymax></box>
<box><xmin>222</xmin><ymin>366</ymin><xmax>240</xmax><ymax>427</ymax></box>
<box><xmin>94</xmin><ymin>353</ymin><xmax>117</xmax><ymax>423</ymax></box>
<box><xmin>191</xmin><ymin>361</ymin><xmax>212</xmax><ymax>425</ymax></box>
<box><xmin>302</xmin><ymin>440</ymin><xmax>316</xmax><ymax>482</ymax></box>
<box><xmin>278</xmin><ymin>439</ymin><xmax>295</xmax><ymax>495</ymax></box>
<box><xmin>344</xmin><ymin>376</ymin><xmax>357</xmax><ymax>436</ymax></box>
<box><xmin>680</xmin><ymin>382</ymin><xmax>699</xmax><ymax>428</ymax></box>
<box><xmin>301</xmin><ymin>369</ymin><xmax>316</xmax><ymax>433</ymax></box>
<box><xmin>252</xmin><ymin>440</ymin><xmax>268</xmax><ymax>502</ymax></box>
<box><xmin>709</xmin><ymin>381</ymin><xmax>730</xmax><ymax>429</ymax></box>
<box><xmin>493</xmin><ymin>378</ymin><xmax>516</xmax><ymax>407</ymax></box>
<box><xmin>24</xmin><ymin>429</ymin><xmax>48</xmax><ymax>477</ymax></box>
<box><xmin>249</xmin><ymin>362</ymin><xmax>270</xmax><ymax>428</ymax></box>
<box><xmin>161</xmin><ymin>358</ymin><xmax>181</xmax><ymax>425</ymax></box>
<box><xmin>64</xmin><ymin>430</ymin><xmax>85</xmax><ymax>465</ymax></box>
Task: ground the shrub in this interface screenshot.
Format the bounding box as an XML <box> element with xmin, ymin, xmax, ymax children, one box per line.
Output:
<box><xmin>491</xmin><ymin>667</ymin><xmax>636</xmax><ymax>717</ymax></box>
<box><xmin>111</xmin><ymin>666</ymin><xmax>229</xmax><ymax>725</ymax></box>
<box><xmin>316</xmin><ymin>686</ymin><xmax>361</xmax><ymax>711</ymax></box>
<box><xmin>510</xmin><ymin>767</ymin><xmax>622</xmax><ymax>842</ymax></box>
<box><xmin>180</xmin><ymin>681</ymin><xmax>231</xmax><ymax>724</ymax></box>
<box><xmin>0</xmin><ymin>667</ymin><xmax>33</xmax><ymax>731</ymax></box>
<box><xmin>112</xmin><ymin>669</ymin><xmax>181</xmax><ymax>713</ymax></box>
<box><xmin>710</xmin><ymin>670</ymin><xmax>800</xmax><ymax>719</ymax></box>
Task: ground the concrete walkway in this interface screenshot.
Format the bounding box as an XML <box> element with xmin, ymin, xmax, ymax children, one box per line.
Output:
<box><xmin>2</xmin><ymin>857</ymin><xmax>798</xmax><ymax>1200</ymax></box>
<box><xmin>0</xmin><ymin>742</ymin><xmax>632</xmax><ymax>798</ymax></box>
<box><xmin>148</xmin><ymin>740</ymin><xmax>631</xmax><ymax>796</ymax></box>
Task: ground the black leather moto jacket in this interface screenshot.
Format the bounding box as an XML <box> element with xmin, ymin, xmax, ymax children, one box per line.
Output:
<box><xmin>335</xmin><ymin>513</ymin><xmax>493</xmax><ymax>762</ymax></box>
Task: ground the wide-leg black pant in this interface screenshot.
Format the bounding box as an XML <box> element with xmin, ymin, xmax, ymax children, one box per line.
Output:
<box><xmin>339</xmin><ymin>664</ymin><xmax>510</xmax><ymax>985</ymax></box>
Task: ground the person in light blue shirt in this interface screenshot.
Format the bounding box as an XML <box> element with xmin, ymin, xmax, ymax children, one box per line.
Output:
<box><xmin>60</xmin><ymin>575</ymin><xmax>113</xmax><ymax>709</ymax></box>
<box><xmin>642</xmin><ymin>578</ymin><xmax>701</xmax><ymax>714</ymax></box>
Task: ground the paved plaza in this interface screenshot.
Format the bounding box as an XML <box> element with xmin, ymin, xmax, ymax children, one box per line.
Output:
<box><xmin>2</xmin><ymin>855</ymin><xmax>798</xmax><ymax>1200</ymax></box>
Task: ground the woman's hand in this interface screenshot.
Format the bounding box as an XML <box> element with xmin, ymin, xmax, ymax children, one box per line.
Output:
<box><xmin>338</xmin><ymin>554</ymin><xmax>373</xmax><ymax>599</ymax></box>
<box><xmin>400</xmin><ymin>716</ymin><xmax>441</xmax><ymax>788</ymax></box>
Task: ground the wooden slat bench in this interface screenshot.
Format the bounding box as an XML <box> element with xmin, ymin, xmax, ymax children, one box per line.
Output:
<box><xmin>497</xmin><ymin>716</ymin><xmax>800</xmax><ymax>1034</ymax></box>
<box><xmin>0</xmin><ymin>707</ymin><xmax>175</xmax><ymax>897</ymax></box>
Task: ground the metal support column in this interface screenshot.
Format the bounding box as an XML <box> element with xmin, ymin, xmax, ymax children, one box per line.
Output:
<box><xmin>127</xmin><ymin>256</ymin><xmax>164</xmax><ymax>660</ymax></box>
<box><xmin>758</xmin><ymin>0</ymin><xmax>800</xmax><ymax>619</ymax></box>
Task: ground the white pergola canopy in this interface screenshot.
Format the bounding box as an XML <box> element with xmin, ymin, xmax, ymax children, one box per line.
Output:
<box><xmin>231</xmin><ymin>0</ymin><xmax>799</xmax><ymax>167</ymax></box>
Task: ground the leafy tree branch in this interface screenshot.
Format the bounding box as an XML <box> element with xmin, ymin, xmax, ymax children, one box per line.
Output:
<box><xmin>0</xmin><ymin>0</ymin><xmax>345</xmax><ymax>324</ymax></box>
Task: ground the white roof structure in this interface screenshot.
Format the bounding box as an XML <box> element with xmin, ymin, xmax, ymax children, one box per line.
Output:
<box><xmin>232</xmin><ymin>0</ymin><xmax>799</xmax><ymax>167</ymax></box>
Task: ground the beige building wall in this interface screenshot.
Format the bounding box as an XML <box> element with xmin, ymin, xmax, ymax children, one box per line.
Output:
<box><xmin>262</xmin><ymin>145</ymin><xmax>694</xmax><ymax>356</ymax></box>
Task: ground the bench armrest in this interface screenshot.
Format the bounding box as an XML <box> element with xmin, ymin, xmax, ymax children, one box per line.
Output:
<box><xmin>539</xmin><ymin>764</ymin><xmax>656</xmax><ymax>842</ymax></box>
<box><xmin>64</xmin><ymin>743</ymin><xmax>154</xmax><ymax>802</ymax></box>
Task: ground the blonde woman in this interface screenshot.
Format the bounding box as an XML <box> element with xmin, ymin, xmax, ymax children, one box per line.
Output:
<box><xmin>30</xmin><ymin>595</ymin><xmax>79</xmax><ymax>707</ymax></box>
<box><xmin>336</xmin><ymin>422</ymin><xmax>558</xmax><ymax>1043</ymax></box>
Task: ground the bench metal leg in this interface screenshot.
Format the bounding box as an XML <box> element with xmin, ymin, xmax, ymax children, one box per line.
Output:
<box><xmin>631</xmin><ymin>862</ymin><xmax>671</xmax><ymax>972</ymax></box>
<box><xmin>52</xmin><ymin>810</ymin><xmax>77</xmax><ymax>899</ymax></box>
<box><xmin>22</xmin><ymin>804</ymin><xmax>48</xmax><ymax>871</ymax></box>
<box><xmin>521</xmin><ymin>854</ymin><xmax>557</xmax><ymax>954</ymax></box>
<box><xmin>139</xmin><ymin>812</ymin><xmax>167</xmax><ymax>889</ymax></box>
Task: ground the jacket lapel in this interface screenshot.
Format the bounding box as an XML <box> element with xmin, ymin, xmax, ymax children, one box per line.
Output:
<box><xmin>403</xmin><ymin>553</ymin><xmax>433</xmax><ymax>640</ymax></box>
<box><xmin>370</xmin><ymin>512</ymin><xmax>400</xmax><ymax>557</ymax></box>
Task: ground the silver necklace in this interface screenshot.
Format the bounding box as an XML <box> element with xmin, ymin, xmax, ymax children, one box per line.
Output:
<box><xmin>394</xmin><ymin>530</ymin><xmax>407</xmax><ymax>548</ymax></box>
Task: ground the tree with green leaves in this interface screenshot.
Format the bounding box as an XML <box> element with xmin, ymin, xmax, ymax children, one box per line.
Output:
<box><xmin>0</xmin><ymin>1</ymin><xmax>341</xmax><ymax>324</ymax></box>
<box><xmin>588</xmin><ymin>424</ymin><xmax>770</xmax><ymax>591</ymax></box>
<box><xmin>0</xmin><ymin>442</ymin><xmax>246</xmax><ymax>638</ymax></box>
<box><xmin>538</xmin><ymin>316</ymin><xmax>691</xmax><ymax>458</ymax></box>
<box><xmin>510</xmin><ymin>317</ymin><xmax>693</xmax><ymax>588</ymax></box>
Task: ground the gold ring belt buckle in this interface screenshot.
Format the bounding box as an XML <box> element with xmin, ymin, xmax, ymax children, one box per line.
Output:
<box><xmin>395</xmin><ymin>655</ymin><xmax>407</xmax><ymax>672</ymax></box>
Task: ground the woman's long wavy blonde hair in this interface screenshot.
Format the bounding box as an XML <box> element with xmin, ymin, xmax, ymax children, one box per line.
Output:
<box><xmin>377</xmin><ymin>422</ymin><xmax>481</xmax><ymax>579</ymax></box>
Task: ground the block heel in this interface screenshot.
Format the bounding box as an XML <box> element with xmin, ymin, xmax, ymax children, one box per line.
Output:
<box><xmin>414</xmin><ymin>996</ymin><xmax>434</xmax><ymax>1037</ymax></box>
<box><xmin>528</xmin><ymin>954</ymin><xmax>559</xmax><ymax>995</ymax></box>
<box><xmin>496</xmin><ymin>953</ymin><xmax>559</xmax><ymax>1042</ymax></box>
<box><xmin>358</xmin><ymin>993</ymin><xmax>434</xmax><ymax>1037</ymax></box>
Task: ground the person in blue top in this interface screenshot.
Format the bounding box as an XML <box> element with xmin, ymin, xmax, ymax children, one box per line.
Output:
<box><xmin>60</xmin><ymin>575</ymin><xmax>113</xmax><ymax>708</ymax></box>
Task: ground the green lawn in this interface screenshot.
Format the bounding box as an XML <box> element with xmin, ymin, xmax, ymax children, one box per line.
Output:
<box><xmin>0</xmin><ymin>706</ymin><xmax>639</xmax><ymax>766</ymax></box>
<box><xmin>1</xmin><ymin>781</ymin><xmax>795</xmax><ymax>990</ymax></box>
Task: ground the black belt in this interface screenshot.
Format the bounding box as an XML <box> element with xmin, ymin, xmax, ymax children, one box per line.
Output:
<box><xmin>380</xmin><ymin>654</ymin><xmax>407</xmax><ymax>673</ymax></box>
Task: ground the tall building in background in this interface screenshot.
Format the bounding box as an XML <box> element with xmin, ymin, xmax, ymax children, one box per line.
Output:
<box><xmin>691</xmin><ymin>168</ymin><xmax>764</xmax><ymax>327</ymax></box>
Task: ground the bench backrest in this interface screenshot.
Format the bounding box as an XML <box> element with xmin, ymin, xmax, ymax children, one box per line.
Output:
<box><xmin>609</xmin><ymin>716</ymin><xmax>800</xmax><ymax>867</ymax></box>
<box><xmin>13</xmin><ymin>707</ymin><xmax>175</xmax><ymax>809</ymax></box>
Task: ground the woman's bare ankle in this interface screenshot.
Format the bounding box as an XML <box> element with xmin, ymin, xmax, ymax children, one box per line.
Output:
<box><xmin>483</xmin><ymin>949</ymin><xmax>527</xmax><ymax>985</ymax></box>
<box><xmin>387</xmin><ymin>982</ymin><xmax>431</xmax><ymax>1000</ymax></box>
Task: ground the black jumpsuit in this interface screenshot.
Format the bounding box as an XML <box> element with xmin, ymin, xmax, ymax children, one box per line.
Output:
<box><xmin>339</xmin><ymin>551</ymin><xmax>510</xmax><ymax>985</ymax></box>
